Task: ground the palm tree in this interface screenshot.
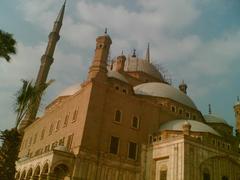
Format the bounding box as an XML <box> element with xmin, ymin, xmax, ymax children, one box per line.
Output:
<box><xmin>15</xmin><ymin>79</ymin><xmax>54</xmax><ymax>128</ymax></box>
<box><xmin>0</xmin><ymin>29</ymin><xmax>16</xmax><ymax>62</ymax></box>
<box><xmin>0</xmin><ymin>79</ymin><xmax>54</xmax><ymax>179</ymax></box>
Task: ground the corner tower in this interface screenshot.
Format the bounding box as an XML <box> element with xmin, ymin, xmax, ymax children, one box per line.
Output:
<box><xmin>234</xmin><ymin>96</ymin><xmax>240</xmax><ymax>134</ymax></box>
<box><xmin>17</xmin><ymin>1</ymin><xmax>66</xmax><ymax>132</ymax></box>
<box><xmin>88</xmin><ymin>30</ymin><xmax>112</xmax><ymax>81</ymax></box>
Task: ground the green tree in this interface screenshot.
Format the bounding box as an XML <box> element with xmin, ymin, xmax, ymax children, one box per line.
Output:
<box><xmin>0</xmin><ymin>30</ymin><xmax>16</xmax><ymax>62</ymax></box>
<box><xmin>0</xmin><ymin>128</ymin><xmax>21</xmax><ymax>180</ymax></box>
<box><xmin>0</xmin><ymin>79</ymin><xmax>53</xmax><ymax>179</ymax></box>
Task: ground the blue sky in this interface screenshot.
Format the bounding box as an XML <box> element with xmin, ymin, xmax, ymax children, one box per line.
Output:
<box><xmin>0</xmin><ymin>0</ymin><xmax>240</xmax><ymax>130</ymax></box>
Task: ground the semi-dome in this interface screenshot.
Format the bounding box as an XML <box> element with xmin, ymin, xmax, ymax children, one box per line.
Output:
<box><xmin>134</xmin><ymin>82</ymin><xmax>197</xmax><ymax>109</ymax></box>
<box><xmin>159</xmin><ymin>120</ymin><xmax>220</xmax><ymax>136</ymax></box>
<box><xmin>107</xmin><ymin>71</ymin><xmax>128</xmax><ymax>83</ymax></box>
<box><xmin>58</xmin><ymin>84</ymin><xmax>81</xmax><ymax>97</ymax></box>
<box><xmin>124</xmin><ymin>57</ymin><xmax>164</xmax><ymax>80</ymax></box>
<box><xmin>204</xmin><ymin>114</ymin><xmax>229</xmax><ymax>125</ymax></box>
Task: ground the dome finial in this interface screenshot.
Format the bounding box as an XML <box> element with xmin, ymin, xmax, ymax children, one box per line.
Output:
<box><xmin>104</xmin><ymin>27</ymin><xmax>108</xmax><ymax>34</ymax></box>
<box><xmin>145</xmin><ymin>43</ymin><xmax>150</xmax><ymax>63</ymax></box>
<box><xmin>237</xmin><ymin>96</ymin><xmax>240</xmax><ymax>102</ymax></box>
<box><xmin>208</xmin><ymin>104</ymin><xmax>212</xmax><ymax>114</ymax></box>
<box><xmin>132</xmin><ymin>49</ymin><xmax>136</xmax><ymax>57</ymax></box>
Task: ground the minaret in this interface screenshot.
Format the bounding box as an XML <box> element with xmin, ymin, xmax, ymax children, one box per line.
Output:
<box><xmin>17</xmin><ymin>1</ymin><xmax>66</xmax><ymax>132</ymax></box>
<box><xmin>87</xmin><ymin>29</ymin><xmax>112</xmax><ymax>81</ymax></box>
<box><xmin>179</xmin><ymin>80</ymin><xmax>187</xmax><ymax>94</ymax></box>
<box><xmin>145</xmin><ymin>43</ymin><xmax>150</xmax><ymax>63</ymax></box>
<box><xmin>234</xmin><ymin>96</ymin><xmax>240</xmax><ymax>134</ymax></box>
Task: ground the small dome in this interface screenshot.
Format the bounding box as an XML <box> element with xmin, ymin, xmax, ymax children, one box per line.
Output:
<box><xmin>107</xmin><ymin>71</ymin><xmax>128</xmax><ymax>83</ymax></box>
<box><xmin>124</xmin><ymin>57</ymin><xmax>164</xmax><ymax>80</ymax></box>
<box><xmin>57</xmin><ymin>84</ymin><xmax>81</xmax><ymax>97</ymax></box>
<box><xmin>159</xmin><ymin>120</ymin><xmax>220</xmax><ymax>136</ymax></box>
<box><xmin>54</xmin><ymin>145</ymin><xmax>68</xmax><ymax>152</ymax></box>
<box><xmin>204</xmin><ymin>114</ymin><xmax>229</xmax><ymax>125</ymax></box>
<box><xmin>134</xmin><ymin>82</ymin><xmax>197</xmax><ymax>109</ymax></box>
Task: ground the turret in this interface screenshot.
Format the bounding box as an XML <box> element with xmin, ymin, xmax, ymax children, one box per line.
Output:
<box><xmin>17</xmin><ymin>1</ymin><xmax>66</xmax><ymax>132</ymax></box>
<box><xmin>88</xmin><ymin>29</ymin><xmax>112</xmax><ymax>81</ymax></box>
<box><xmin>115</xmin><ymin>52</ymin><xmax>126</xmax><ymax>72</ymax></box>
<box><xmin>179</xmin><ymin>80</ymin><xmax>187</xmax><ymax>94</ymax></box>
<box><xmin>234</xmin><ymin>96</ymin><xmax>240</xmax><ymax>134</ymax></box>
<box><xmin>182</xmin><ymin>120</ymin><xmax>191</xmax><ymax>135</ymax></box>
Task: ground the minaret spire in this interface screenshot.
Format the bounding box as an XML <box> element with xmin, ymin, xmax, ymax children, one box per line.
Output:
<box><xmin>145</xmin><ymin>43</ymin><xmax>150</xmax><ymax>63</ymax></box>
<box><xmin>17</xmin><ymin>1</ymin><xmax>66</xmax><ymax>132</ymax></box>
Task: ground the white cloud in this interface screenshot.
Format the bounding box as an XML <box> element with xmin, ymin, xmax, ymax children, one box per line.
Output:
<box><xmin>1</xmin><ymin>0</ymin><xmax>239</xmax><ymax>129</ymax></box>
<box><xmin>0</xmin><ymin>41</ymin><xmax>84</xmax><ymax>129</ymax></box>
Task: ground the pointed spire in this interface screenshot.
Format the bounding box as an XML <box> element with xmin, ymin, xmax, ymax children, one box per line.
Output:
<box><xmin>56</xmin><ymin>0</ymin><xmax>66</xmax><ymax>23</ymax></box>
<box><xmin>208</xmin><ymin>104</ymin><xmax>212</xmax><ymax>114</ymax></box>
<box><xmin>145</xmin><ymin>43</ymin><xmax>150</xmax><ymax>62</ymax></box>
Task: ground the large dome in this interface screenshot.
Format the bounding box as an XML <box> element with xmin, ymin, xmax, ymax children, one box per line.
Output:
<box><xmin>124</xmin><ymin>57</ymin><xmax>164</xmax><ymax>80</ymax></box>
<box><xmin>159</xmin><ymin>120</ymin><xmax>220</xmax><ymax>136</ymax></box>
<box><xmin>57</xmin><ymin>84</ymin><xmax>81</xmax><ymax>97</ymax></box>
<box><xmin>204</xmin><ymin>114</ymin><xmax>229</xmax><ymax>125</ymax></box>
<box><xmin>134</xmin><ymin>82</ymin><xmax>197</xmax><ymax>109</ymax></box>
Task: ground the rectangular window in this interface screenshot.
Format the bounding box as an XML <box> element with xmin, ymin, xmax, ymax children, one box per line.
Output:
<box><xmin>55</xmin><ymin>120</ymin><xmax>61</xmax><ymax>131</ymax></box>
<box><xmin>29</xmin><ymin>137</ymin><xmax>32</xmax><ymax>147</ymax></box>
<box><xmin>51</xmin><ymin>141</ymin><xmax>58</xmax><ymax>150</ymax></box>
<box><xmin>67</xmin><ymin>134</ymin><xmax>74</xmax><ymax>150</ymax></box>
<box><xmin>49</xmin><ymin>124</ymin><xmax>54</xmax><ymax>135</ymax></box>
<box><xmin>160</xmin><ymin>170</ymin><xmax>167</xmax><ymax>180</ymax></box>
<box><xmin>64</xmin><ymin>113</ymin><xmax>69</xmax><ymax>127</ymax></box>
<box><xmin>59</xmin><ymin>137</ymin><xmax>65</xmax><ymax>146</ymax></box>
<box><xmin>109</xmin><ymin>136</ymin><xmax>119</xmax><ymax>154</ymax></box>
<box><xmin>33</xmin><ymin>133</ymin><xmax>37</xmax><ymax>144</ymax></box>
<box><xmin>72</xmin><ymin>108</ymin><xmax>79</xmax><ymax>122</ymax></box>
<box><xmin>128</xmin><ymin>142</ymin><xmax>138</xmax><ymax>160</ymax></box>
<box><xmin>44</xmin><ymin>145</ymin><xmax>50</xmax><ymax>152</ymax></box>
<box><xmin>114</xmin><ymin>110</ymin><xmax>121</xmax><ymax>123</ymax></box>
<box><xmin>40</xmin><ymin>129</ymin><xmax>45</xmax><ymax>140</ymax></box>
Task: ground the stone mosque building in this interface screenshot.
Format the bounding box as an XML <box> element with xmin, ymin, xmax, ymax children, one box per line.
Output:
<box><xmin>15</xmin><ymin>2</ymin><xmax>240</xmax><ymax>180</ymax></box>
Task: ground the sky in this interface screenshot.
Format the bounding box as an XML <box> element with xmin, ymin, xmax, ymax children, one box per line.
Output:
<box><xmin>0</xmin><ymin>0</ymin><xmax>240</xmax><ymax>131</ymax></box>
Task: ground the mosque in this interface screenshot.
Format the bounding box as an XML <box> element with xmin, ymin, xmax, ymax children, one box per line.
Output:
<box><xmin>15</xmin><ymin>2</ymin><xmax>240</xmax><ymax>180</ymax></box>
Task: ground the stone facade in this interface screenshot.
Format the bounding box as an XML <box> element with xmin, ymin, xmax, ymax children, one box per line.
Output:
<box><xmin>15</xmin><ymin>3</ymin><xmax>240</xmax><ymax>180</ymax></box>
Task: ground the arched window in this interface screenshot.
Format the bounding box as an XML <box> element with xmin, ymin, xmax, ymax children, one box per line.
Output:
<box><xmin>132</xmin><ymin>116</ymin><xmax>140</xmax><ymax>129</ymax></box>
<box><xmin>53</xmin><ymin>164</ymin><xmax>69</xmax><ymax>179</ymax></box>
<box><xmin>26</xmin><ymin>168</ymin><xmax>33</xmax><ymax>180</ymax></box>
<box><xmin>203</xmin><ymin>168</ymin><xmax>210</xmax><ymax>180</ymax></box>
<box><xmin>222</xmin><ymin>176</ymin><xmax>228</xmax><ymax>180</ymax></box>
<box><xmin>114</xmin><ymin>110</ymin><xmax>121</xmax><ymax>122</ymax></box>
